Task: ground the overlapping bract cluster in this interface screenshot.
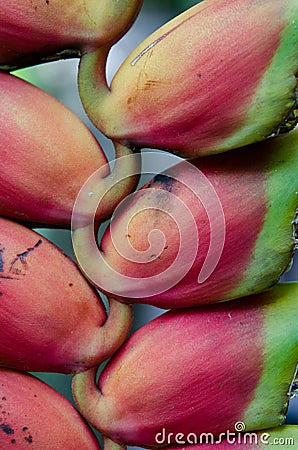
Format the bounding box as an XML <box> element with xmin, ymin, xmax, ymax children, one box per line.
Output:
<box><xmin>0</xmin><ymin>0</ymin><xmax>297</xmax><ymax>449</ymax></box>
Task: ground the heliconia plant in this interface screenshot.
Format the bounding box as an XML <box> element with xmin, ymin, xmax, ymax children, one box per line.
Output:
<box><xmin>78</xmin><ymin>0</ymin><xmax>298</xmax><ymax>157</ymax></box>
<box><xmin>0</xmin><ymin>368</ymin><xmax>101</xmax><ymax>449</ymax></box>
<box><xmin>0</xmin><ymin>217</ymin><xmax>132</xmax><ymax>373</ymax></box>
<box><xmin>72</xmin><ymin>126</ymin><xmax>298</xmax><ymax>309</ymax></box>
<box><xmin>0</xmin><ymin>0</ymin><xmax>143</xmax><ymax>70</ymax></box>
<box><xmin>0</xmin><ymin>72</ymin><xmax>139</xmax><ymax>228</ymax></box>
<box><xmin>72</xmin><ymin>282</ymin><xmax>298</xmax><ymax>448</ymax></box>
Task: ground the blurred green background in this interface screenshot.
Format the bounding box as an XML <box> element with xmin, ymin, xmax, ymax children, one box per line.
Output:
<box><xmin>13</xmin><ymin>0</ymin><xmax>297</xmax><ymax>444</ymax></box>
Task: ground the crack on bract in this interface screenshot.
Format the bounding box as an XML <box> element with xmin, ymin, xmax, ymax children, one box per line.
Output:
<box><xmin>269</xmin><ymin>78</ymin><xmax>298</xmax><ymax>137</ymax></box>
<box><xmin>9</xmin><ymin>239</ymin><xmax>43</xmax><ymax>274</ymax></box>
<box><xmin>292</xmin><ymin>208</ymin><xmax>298</xmax><ymax>250</ymax></box>
<box><xmin>287</xmin><ymin>363</ymin><xmax>298</xmax><ymax>399</ymax></box>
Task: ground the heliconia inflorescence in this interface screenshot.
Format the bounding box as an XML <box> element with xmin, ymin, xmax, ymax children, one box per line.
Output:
<box><xmin>78</xmin><ymin>0</ymin><xmax>298</xmax><ymax>157</ymax></box>
<box><xmin>0</xmin><ymin>0</ymin><xmax>143</xmax><ymax>70</ymax></box>
<box><xmin>72</xmin><ymin>282</ymin><xmax>298</xmax><ymax>448</ymax></box>
<box><xmin>0</xmin><ymin>72</ymin><xmax>139</xmax><ymax>228</ymax></box>
<box><xmin>0</xmin><ymin>217</ymin><xmax>132</xmax><ymax>373</ymax></box>
<box><xmin>0</xmin><ymin>368</ymin><xmax>101</xmax><ymax>449</ymax></box>
<box><xmin>72</xmin><ymin>127</ymin><xmax>298</xmax><ymax>309</ymax></box>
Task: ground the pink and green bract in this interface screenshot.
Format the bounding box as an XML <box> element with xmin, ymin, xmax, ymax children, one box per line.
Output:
<box><xmin>0</xmin><ymin>0</ymin><xmax>142</xmax><ymax>70</ymax></box>
<box><xmin>72</xmin><ymin>282</ymin><xmax>298</xmax><ymax>448</ymax></box>
<box><xmin>73</xmin><ymin>127</ymin><xmax>298</xmax><ymax>309</ymax></box>
<box><xmin>0</xmin><ymin>217</ymin><xmax>132</xmax><ymax>373</ymax></box>
<box><xmin>78</xmin><ymin>0</ymin><xmax>298</xmax><ymax>157</ymax></box>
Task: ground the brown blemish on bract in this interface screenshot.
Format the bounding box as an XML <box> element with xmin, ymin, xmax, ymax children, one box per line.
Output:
<box><xmin>9</xmin><ymin>239</ymin><xmax>43</xmax><ymax>275</ymax></box>
<box><xmin>152</xmin><ymin>174</ymin><xmax>173</xmax><ymax>192</ymax></box>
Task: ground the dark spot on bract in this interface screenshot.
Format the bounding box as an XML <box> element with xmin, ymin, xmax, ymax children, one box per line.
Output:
<box><xmin>0</xmin><ymin>423</ymin><xmax>14</xmax><ymax>435</ymax></box>
<box><xmin>11</xmin><ymin>438</ymin><xmax>16</xmax><ymax>444</ymax></box>
<box><xmin>127</xmin><ymin>97</ymin><xmax>134</xmax><ymax>106</ymax></box>
<box><xmin>24</xmin><ymin>435</ymin><xmax>33</xmax><ymax>444</ymax></box>
<box><xmin>2</xmin><ymin>397</ymin><xmax>6</xmax><ymax>401</ymax></box>
<box><xmin>22</xmin><ymin>427</ymin><xmax>28</xmax><ymax>432</ymax></box>
<box><xmin>0</xmin><ymin>247</ymin><xmax>5</xmax><ymax>272</ymax></box>
<box><xmin>153</xmin><ymin>174</ymin><xmax>173</xmax><ymax>191</ymax></box>
<box><xmin>69</xmin><ymin>283</ymin><xmax>73</xmax><ymax>287</ymax></box>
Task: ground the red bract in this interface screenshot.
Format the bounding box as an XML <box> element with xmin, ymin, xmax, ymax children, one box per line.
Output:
<box><xmin>0</xmin><ymin>0</ymin><xmax>143</xmax><ymax>70</ymax></box>
<box><xmin>0</xmin><ymin>368</ymin><xmax>101</xmax><ymax>449</ymax></box>
<box><xmin>73</xmin><ymin>127</ymin><xmax>298</xmax><ymax>308</ymax></box>
<box><xmin>0</xmin><ymin>72</ymin><xmax>139</xmax><ymax>228</ymax></box>
<box><xmin>0</xmin><ymin>217</ymin><xmax>132</xmax><ymax>373</ymax></box>
<box><xmin>78</xmin><ymin>0</ymin><xmax>298</xmax><ymax>157</ymax></box>
<box><xmin>73</xmin><ymin>283</ymin><xmax>298</xmax><ymax>448</ymax></box>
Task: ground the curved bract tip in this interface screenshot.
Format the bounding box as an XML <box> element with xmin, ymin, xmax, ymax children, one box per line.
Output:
<box><xmin>72</xmin><ymin>366</ymin><xmax>110</xmax><ymax>433</ymax></box>
<box><xmin>103</xmin><ymin>436</ymin><xmax>127</xmax><ymax>450</ymax></box>
<box><xmin>78</xmin><ymin>46</ymin><xmax>112</xmax><ymax>132</ymax></box>
<box><xmin>91</xmin><ymin>297</ymin><xmax>133</xmax><ymax>365</ymax></box>
<box><xmin>71</xmin><ymin>142</ymin><xmax>141</xmax><ymax>290</ymax></box>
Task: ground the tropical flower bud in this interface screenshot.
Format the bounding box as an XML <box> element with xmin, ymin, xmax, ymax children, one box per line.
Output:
<box><xmin>72</xmin><ymin>283</ymin><xmax>298</xmax><ymax>448</ymax></box>
<box><xmin>0</xmin><ymin>217</ymin><xmax>132</xmax><ymax>373</ymax></box>
<box><xmin>78</xmin><ymin>0</ymin><xmax>298</xmax><ymax>157</ymax></box>
<box><xmin>72</xmin><ymin>127</ymin><xmax>298</xmax><ymax>309</ymax></box>
<box><xmin>0</xmin><ymin>72</ymin><xmax>139</xmax><ymax>228</ymax></box>
<box><xmin>0</xmin><ymin>368</ymin><xmax>100</xmax><ymax>449</ymax></box>
<box><xmin>0</xmin><ymin>0</ymin><xmax>142</xmax><ymax>70</ymax></box>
